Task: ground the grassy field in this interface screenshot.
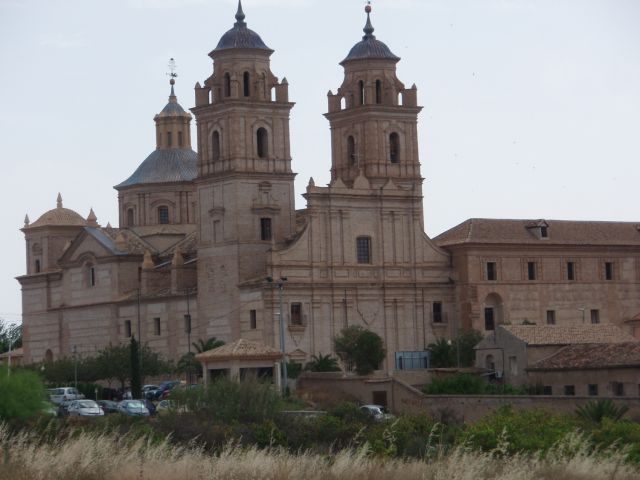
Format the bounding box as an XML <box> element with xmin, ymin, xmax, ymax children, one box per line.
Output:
<box><xmin>1</xmin><ymin>425</ymin><xmax>638</xmax><ymax>480</ymax></box>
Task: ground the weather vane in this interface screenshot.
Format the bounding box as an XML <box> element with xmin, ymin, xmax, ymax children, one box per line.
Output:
<box><xmin>167</xmin><ymin>58</ymin><xmax>178</xmax><ymax>84</ymax></box>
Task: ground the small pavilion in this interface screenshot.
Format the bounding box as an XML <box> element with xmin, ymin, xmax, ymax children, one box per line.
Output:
<box><xmin>195</xmin><ymin>338</ymin><xmax>283</xmax><ymax>387</ymax></box>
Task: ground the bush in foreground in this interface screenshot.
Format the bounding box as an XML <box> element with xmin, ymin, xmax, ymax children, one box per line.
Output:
<box><xmin>0</xmin><ymin>369</ymin><xmax>46</xmax><ymax>421</ymax></box>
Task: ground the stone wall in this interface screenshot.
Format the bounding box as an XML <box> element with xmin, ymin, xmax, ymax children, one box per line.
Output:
<box><xmin>298</xmin><ymin>373</ymin><xmax>640</xmax><ymax>422</ymax></box>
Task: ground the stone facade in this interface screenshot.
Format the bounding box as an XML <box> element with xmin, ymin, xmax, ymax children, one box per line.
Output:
<box><xmin>17</xmin><ymin>4</ymin><xmax>640</xmax><ymax>375</ymax></box>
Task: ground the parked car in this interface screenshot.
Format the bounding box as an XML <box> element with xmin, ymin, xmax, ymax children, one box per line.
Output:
<box><xmin>143</xmin><ymin>399</ymin><xmax>157</xmax><ymax>416</ymax></box>
<box><xmin>57</xmin><ymin>400</ymin><xmax>75</xmax><ymax>418</ymax></box>
<box><xmin>360</xmin><ymin>405</ymin><xmax>395</xmax><ymax>422</ymax></box>
<box><xmin>67</xmin><ymin>400</ymin><xmax>105</xmax><ymax>417</ymax></box>
<box><xmin>97</xmin><ymin>400</ymin><xmax>119</xmax><ymax>414</ymax></box>
<box><xmin>156</xmin><ymin>399</ymin><xmax>175</xmax><ymax>415</ymax></box>
<box><xmin>117</xmin><ymin>400</ymin><xmax>150</xmax><ymax>416</ymax></box>
<box><xmin>49</xmin><ymin>387</ymin><xmax>84</xmax><ymax>405</ymax></box>
<box><xmin>149</xmin><ymin>380</ymin><xmax>180</xmax><ymax>400</ymax></box>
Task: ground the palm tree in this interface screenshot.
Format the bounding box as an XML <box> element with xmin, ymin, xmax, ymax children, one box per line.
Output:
<box><xmin>192</xmin><ymin>337</ymin><xmax>225</xmax><ymax>353</ymax></box>
<box><xmin>304</xmin><ymin>353</ymin><xmax>341</xmax><ymax>372</ymax></box>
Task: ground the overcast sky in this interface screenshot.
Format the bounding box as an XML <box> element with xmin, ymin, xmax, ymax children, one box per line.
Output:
<box><xmin>1</xmin><ymin>0</ymin><xmax>639</xmax><ymax>325</ymax></box>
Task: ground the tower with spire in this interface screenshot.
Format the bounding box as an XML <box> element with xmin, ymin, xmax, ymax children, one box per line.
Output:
<box><xmin>326</xmin><ymin>3</ymin><xmax>421</xmax><ymax>190</ymax></box>
<box><xmin>192</xmin><ymin>1</ymin><xmax>297</xmax><ymax>342</ymax></box>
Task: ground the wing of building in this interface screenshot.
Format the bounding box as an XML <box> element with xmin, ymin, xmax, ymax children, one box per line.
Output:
<box><xmin>17</xmin><ymin>3</ymin><xmax>640</xmax><ymax>372</ymax></box>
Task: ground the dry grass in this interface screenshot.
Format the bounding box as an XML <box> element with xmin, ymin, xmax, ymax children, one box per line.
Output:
<box><xmin>0</xmin><ymin>425</ymin><xmax>637</xmax><ymax>480</ymax></box>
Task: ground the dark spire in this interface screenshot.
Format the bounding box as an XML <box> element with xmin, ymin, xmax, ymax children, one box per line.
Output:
<box><xmin>363</xmin><ymin>2</ymin><xmax>375</xmax><ymax>40</ymax></box>
<box><xmin>169</xmin><ymin>79</ymin><xmax>176</xmax><ymax>100</ymax></box>
<box><xmin>235</xmin><ymin>0</ymin><xmax>246</xmax><ymax>27</ymax></box>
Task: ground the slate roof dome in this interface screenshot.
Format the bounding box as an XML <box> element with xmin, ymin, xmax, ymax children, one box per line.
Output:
<box><xmin>156</xmin><ymin>86</ymin><xmax>190</xmax><ymax>118</ymax></box>
<box><xmin>27</xmin><ymin>194</ymin><xmax>88</xmax><ymax>229</ymax></box>
<box><xmin>341</xmin><ymin>7</ymin><xmax>400</xmax><ymax>65</ymax></box>
<box><xmin>115</xmin><ymin>148</ymin><xmax>197</xmax><ymax>188</ymax></box>
<box><xmin>213</xmin><ymin>1</ymin><xmax>272</xmax><ymax>53</ymax></box>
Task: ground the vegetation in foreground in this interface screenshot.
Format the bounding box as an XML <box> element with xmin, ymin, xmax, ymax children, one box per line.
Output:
<box><xmin>1</xmin><ymin>424</ymin><xmax>639</xmax><ymax>480</ymax></box>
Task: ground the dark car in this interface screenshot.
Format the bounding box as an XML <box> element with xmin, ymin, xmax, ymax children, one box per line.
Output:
<box><xmin>150</xmin><ymin>381</ymin><xmax>180</xmax><ymax>400</ymax></box>
<box><xmin>57</xmin><ymin>400</ymin><xmax>74</xmax><ymax>418</ymax></box>
<box><xmin>143</xmin><ymin>399</ymin><xmax>157</xmax><ymax>416</ymax></box>
<box><xmin>97</xmin><ymin>400</ymin><xmax>119</xmax><ymax>414</ymax></box>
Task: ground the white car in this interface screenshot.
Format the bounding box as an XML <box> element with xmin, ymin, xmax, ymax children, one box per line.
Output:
<box><xmin>360</xmin><ymin>404</ymin><xmax>395</xmax><ymax>422</ymax></box>
<box><xmin>67</xmin><ymin>400</ymin><xmax>105</xmax><ymax>417</ymax></box>
<box><xmin>48</xmin><ymin>387</ymin><xmax>84</xmax><ymax>405</ymax></box>
<box><xmin>117</xmin><ymin>400</ymin><xmax>150</xmax><ymax>416</ymax></box>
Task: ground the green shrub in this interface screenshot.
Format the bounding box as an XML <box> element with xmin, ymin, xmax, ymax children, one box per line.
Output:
<box><xmin>460</xmin><ymin>406</ymin><xmax>578</xmax><ymax>455</ymax></box>
<box><xmin>171</xmin><ymin>378</ymin><xmax>282</xmax><ymax>424</ymax></box>
<box><xmin>0</xmin><ymin>369</ymin><xmax>46</xmax><ymax>421</ymax></box>
<box><xmin>576</xmin><ymin>399</ymin><xmax>629</xmax><ymax>424</ymax></box>
<box><xmin>334</xmin><ymin>326</ymin><xmax>385</xmax><ymax>375</ymax></box>
<box><xmin>423</xmin><ymin>374</ymin><xmax>488</xmax><ymax>395</ymax></box>
<box><xmin>591</xmin><ymin>418</ymin><xmax>640</xmax><ymax>464</ymax></box>
<box><xmin>304</xmin><ymin>353</ymin><xmax>341</xmax><ymax>372</ymax></box>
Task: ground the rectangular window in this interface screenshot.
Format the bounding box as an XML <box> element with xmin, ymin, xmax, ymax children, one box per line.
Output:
<box><xmin>546</xmin><ymin>310</ymin><xmax>556</xmax><ymax>325</ymax></box>
<box><xmin>167</xmin><ymin>131</ymin><xmax>172</xmax><ymax>147</ymax></box>
<box><xmin>213</xmin><ymin>220</ymin><xmax>221</xmax><ymax>243</ymax></box>
<box><xmin>508</xmin><ymin>356</ymin><xmax>518</xmax><ymax>375</ymax></box>
<box><xmin>89</xmin><ymin>267</ymin><xmax>96</xmax><ymax>287</ymax></box>
<box><xmin>484</xmin><ymin>307</ymin><xmax>495</xmax><ymax>331</ymax></box>
<box><xmin>486</xmin><ymin>262</ymin><xmax>497</xmax><ymax>281</ymax></box>
<box><xmin>356</xmin><ymin>236</ymin><xmax>372</xmax><ymax>264</ymax></box>
<box><xmin>260</xmin><ymin>218</ymin><xmax>272</xmax><ymax>241</ymax></box>
<box><xmin>542</xmin><ymin>386</ymin><xmax>552</xmax><ymax>395</ymax></box>
<box><xmin>567</xmin><ymin>261</ymin><xmax>575</xmax><ymax>281</ymax></box>
<box><xmin>124</xmin><ymin>320</ymin><xmax>132</xmax><ymax>338</ymax></box>
<box><xmin>527</xmin><ymin>262</ymin><xmax>536</xmax><ymax>280</ymax></box>
<box><xmin>540</xmin><ymin>226</ymin><xmax>548</xmax><ymax>238</ymax></box>
<box><xmin>613</xmin><ymin>382</ymin><xmax>624</xmax><ymax>396</ymax></box>
<box><xmin>184</xmin><ymin>314</ymin><xmax>191</xmax><ymax>334</ymax></box>
<box><xmin>605</xmin><ymin>262</ymin><xmax>614</xmax><ymax>280</ymax></box>
<box><xmin>154</xmin><ymin>317</ymin><xmax>161</xmax><ymax>336</ymax></box>
<box><xmin>564</xmin><ymin>385</ymin><xmax>575</xmax><ymax>396</ymax></box>
<box><xmin>250</xmin><ymin>310</ymin><xmax>257</xmax><ymax>329</ymax></box>
<box><xmin>432</xmin><ymin>302</ymin><xmax>443</xmax><ymax>323</ymax></box>
<box><xmin>290</xmin><ymin>303</ymin><xmax>302</xmax><ymax>326</ymax></box>
<box><xmin>590</xmin><ymin>309</ymin><xmax>600</xmax><ymax>324</ymax></box>
<box><xmin>178</xmin><ymin>131</ymin><xmax>183</xmax><ymax>147</ymax></box>
<box><xmin>588</xmin><ymin>384</ymin><xmax>599</xmax><ymax>396</ymax></box>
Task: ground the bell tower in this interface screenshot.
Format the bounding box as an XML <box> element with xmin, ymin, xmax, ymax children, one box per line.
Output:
<box><xmin>192</xmin><ymin>1</ymin><xmax>296</xmax><ymax>341</ymax></box>
<box><xmin>326</xmin><ymin>4</ymin><xmax>422</xmax><ymax>191</ymax></box>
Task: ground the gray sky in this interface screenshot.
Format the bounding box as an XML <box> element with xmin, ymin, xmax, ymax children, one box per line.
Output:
<box><xmin>1</xmin><ymin>0</ymin><xmax>639</xmax><ymax>325</ymax></box>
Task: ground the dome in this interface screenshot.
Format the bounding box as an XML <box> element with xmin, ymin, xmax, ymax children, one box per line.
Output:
<box><xmin>156</xmin><ymin>83</ymin><xmax>191</xmax><ymax>119</ymax></box>
<box><xmin>213</xmin><ymin>1</ymin><xmax>272</xmax><ymax>53</ymax></box>
<box><xmin>27</xmin><ymin>194</ymin><xmax>87</xmax><ymax>229</ymax></box>
<box><xmin>115</xmin><ymin>148</ymin><xmax>198</xmax><ymax>189</ymax></box>
<box><xmin>341</xmin><ymin>10</ymin><xmax>400</xmax><ymax>65</ymax></box>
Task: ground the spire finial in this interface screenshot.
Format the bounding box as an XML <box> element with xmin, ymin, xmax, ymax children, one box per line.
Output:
<box><xmin>167</xmin><ymin>58</ymin><xmax>178</xmax><ymax>99</ymax></box>
<box><xmin>363</xmin><ymin>1</ymin><xmax>375</xmax><ymax>39</ymax></box>
<box><xmin>235</xmin><ymin>0</ymin><xmax>246</xmax><ymax>27</ymax></box>
<box><xmin>56</xmin><ymin>193</ymin><xmax>63</xmax><ymax>209</ymax></box>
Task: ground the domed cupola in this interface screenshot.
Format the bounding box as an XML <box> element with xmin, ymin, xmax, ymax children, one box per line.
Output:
<box><xmin>341</xmin><ymin>3</ymin><xmax>400</xmax><ymax>65</ymax></box>
<box><xmin>115</xmin><ymin>71</ymin><xmax>198</xmax><ymax>228</ymax></box>
<box><xmin>213</xmin><ymin>1</ymin><xmax>273</xmax><ymax>54</ymax></box>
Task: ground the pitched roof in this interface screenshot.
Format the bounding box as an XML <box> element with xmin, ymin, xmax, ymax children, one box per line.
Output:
<box><xmin>501</xmin><ymin>324</ymin><xmax>634</xmax><ymax>346</ymax></box>
<box><xmin>434</xmin><ymin>218</ymin><xmax>640</xmax><ymax>247</ymax></box>
<box><xmin>195</xmin><ymin>338</ymin><xmax>282</xmax><ymax>362</ymax></box>
<box><xmin>0</xmin><ymin>347</ymin><xmax>23</xmax><ymax>359</ymax></box>
<box><xmin>529</xmin><ymin>342</ymin><xmax>640</xmax><ymax>370</ymax></box>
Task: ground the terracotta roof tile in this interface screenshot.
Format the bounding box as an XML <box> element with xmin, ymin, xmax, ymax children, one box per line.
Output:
<box><xmin>195</xmin><ymin>339</ymin><xmax>282</xmax><ymax>362</ymax></box>
<box><xmin>434</xmin><ymin>218</ymin><xmax>640</xmax><ymax>246</ymax></box>
<box><xmin>529</xmin><ymin>342</ymin><xmax>640</xmax><ymax>370</ymax></box>
<box><xmin>501</xmin><ymin>324</ymin><xmax>634</xmax><ymax>346</ymax></box>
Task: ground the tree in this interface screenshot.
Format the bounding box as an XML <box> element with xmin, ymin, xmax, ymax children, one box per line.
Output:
<box><xmin>576</xmin><ymin>399</ymin><xmax>629</xmax><ymax>424</ymax></box>
<box><xmin>0</xmin><ymin>319</ymin><xmax>22</xmax><ymax>355</ymax></box>
<box><xmin>334</xmin><ymin>326</ymin><xmax>386</xmax><ymax>375</ymax></box>
<box><xmin>192</xmin><ymin>337</ymin><xmax>225</xmax><ymax>353</ymax></box>
<box><xmin>0</xmin><ymin>369</ymin><xmax>46</xmax><ymax>420</ymax></box>
<box><xmin>427</xmin><ymin>330</ymin><xmax>483</xmax><ymax>368</ymax></box>
<box><xmin>304</xmin><ymin>353</ymin><xmax>341</xmax><ymax>372</ymax></box>
<box><xmin>130</xmin><ymin>336</ymin><xmax>142</xmax><ymax>399</ymax></box>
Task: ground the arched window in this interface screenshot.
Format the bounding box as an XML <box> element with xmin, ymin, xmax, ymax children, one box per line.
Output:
<box><xmin>358</xmin><ymin>80</ymin><xmax>365</xmax><ymax>105</ymax></box>
<box><xmin>45</xmin><ymin>349</ymin><xmax>54</xmax><ymax>363</ymax></box>
<box><xmin>126</xmin><ymin>209</ymin><xmax>134</xmax><ymax>227</ymax></box>
<box><xmin>224</xmin><ymin>73</ymin><xmax>231</xmax><ymax>97</ymax></box>
<box><xmin>158</xmin><ymin>206</ymin><xmax>169</xmax><ymax>224</ymax></box>
<box><xmin>356</xmin><ymin>236</ymin><xmax>372</xmax><ymax>264</ymax></box>
<box><xmin>35</xmin><ymin>259</ymin><xmax>41</xmax><ymax>273</ymax></box>
<box><xmin>389</xmin><ymin>132</ymin><xmax>400</xmax><ymax>164</ymax></box>
<box><xmin>87</xmin><ymin>264</ymin><xmax>96</xmax><ymax>287</ymax></box>
<box><xmin>212</xmin><ymin>131</ymin><xmax>221</xmax><ymax>161</ymax></box>
<box><xmin>243</xmin><ymin>72</ymin><xmax>250</xmax><ymax>97</ymax></box>
<box><xmin>257</xmin><ymin>128</ymin><xmax>268</xmax><ymax>158</ymax></box>
<box><xmin>375</xmin><ymin>80</ymin><xmax>382</xmax><ymax>104</ymax></box>
<box><xmin>347</xmin><ymin>136</ymin><xmax>356</xmax><ymax>166</ymax></box>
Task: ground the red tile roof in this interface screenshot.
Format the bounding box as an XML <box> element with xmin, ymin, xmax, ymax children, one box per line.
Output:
<box><xmin>434</xmin><ymin>218</ymin><xmax>640</xmax><ymax>247</ymax></box>
<box><xmin>501</xmin><ymin>324</ymin><xmax>634</xmax><ymax>346</ymax></box>
<box><xmin>529</xmin><ymin>342</ymin><xmax>640</xmax><ymax>370</ymax></box>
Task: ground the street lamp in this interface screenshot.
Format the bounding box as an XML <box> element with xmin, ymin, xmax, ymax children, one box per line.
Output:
<box><xmin>267</xmin><ymin>276</ymin><xmax>288</xmax><ymax>395</ymax></box>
